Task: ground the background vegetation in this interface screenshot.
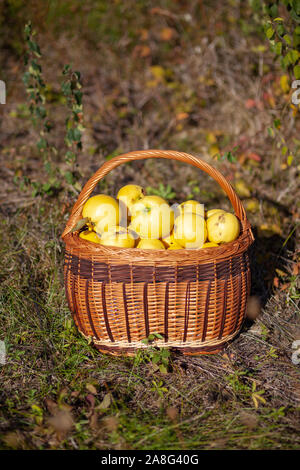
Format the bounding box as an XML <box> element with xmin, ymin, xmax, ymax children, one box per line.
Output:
<box><xmin>0</xmin><ymin>0</ymin><xmax>299</xmax><ymax>450</ymax></box>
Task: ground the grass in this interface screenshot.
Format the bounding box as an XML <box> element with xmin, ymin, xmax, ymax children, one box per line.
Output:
<box><xmin>0</xmin><ymin>0</ymin><xmax>300</xmax><ymax>450</ymax></box>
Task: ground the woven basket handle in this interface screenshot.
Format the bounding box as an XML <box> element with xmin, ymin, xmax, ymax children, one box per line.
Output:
<box><xmin>62</xmin><ymin>149</ymin><xmax>249</xmax><ymax>239</ymax></box>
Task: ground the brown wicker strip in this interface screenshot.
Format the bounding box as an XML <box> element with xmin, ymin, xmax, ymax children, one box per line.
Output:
<box><xmin>183</xmin><ymin>281</ymin><xmax>191</xmax><ymax>342</ymax></box>
<box><xmin>122</xmin><ymin>282</ymin><xmax>131</xmax><ymax>343</ymax></box>
<box><xmin>143</xmin><ymin>283</ymin><xmax>150</xmax><ymax>338</ymax></box>
<box><xmin>70</xmin><ymin>275</ymin><xmax>85</xmax><ymax>335</ymax></box>
<box><xmin>85</xmin><ymin>280</ymin><xmax>100</xmax><ymax>341</ymax></box>
<box><xmin>218</xmin><ymin>279</ymin><xmax>228</xmax><ymax>340</ymax></box>
<box><xmin>201</xmin><ymin>280</ymin><xmax>211</xmax><ymax>342</ymax></box>
<box><xmin>164</xmin><ymin>282</ymin><xmax>170</xmax><ymax>342</ymax></box>
<box><xmin>61</xmin><ymin>149</ymin><xmax>254</xmax><ymax>356</ymax></box>
<box><xmin>101</xmin><ymin>283</ymin><xmax>114</xmax><ymax>342</ymax></box>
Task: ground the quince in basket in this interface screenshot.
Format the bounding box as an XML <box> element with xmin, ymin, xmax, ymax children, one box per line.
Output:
<box><xmin>82</xmin><ymin>194</ymin><xmax>122</xmax><ymax>233</ymax></box>
<box><xmin>130</xmin><ymin>195</ymin><xmax>174</xmax><ymax>240</ymax></box>
<box><xmin>137</xmin><ymin>239</ymin><xmax>165</xmax><ymax>250</ymax></box>
<box><xmin>173</xmin><ymin>212</ymin><xmax>207</xmax><ymax>249</ymax></box>
<box><xmin>206</xmin><ymin>211</ymin><xmax>240</xmax><ymax>244</ymax></box>
<box><xmin>100</xmin><ymin>226</ymin><xmax>136</xmax><ymax>248</ymax></box>
<box><xmin>117</xmin><ymin>184</ymin><xmax>144</xmax><ymax>216</ymax></box>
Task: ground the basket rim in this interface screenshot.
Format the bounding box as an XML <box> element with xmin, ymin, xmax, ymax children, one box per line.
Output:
<box><xmin>62</xmin><ymin>218</ymin><xmax>254</xmax><ymax>264</ymax></box>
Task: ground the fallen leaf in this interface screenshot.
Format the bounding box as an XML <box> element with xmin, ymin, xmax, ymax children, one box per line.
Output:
<box><xmin>86</xmin><ymin>393</ymin><xmax>96</xmax><ymax>409</ymax></box>
<box><xmin>139</xmin><ymin>28</ymin><xmax>149</xmax><ymax>41</ymax></box>
<box><xmin>176</xmin><ymin>112</ymin><xmax>189</xmax><ymax>121</ymax></box>
<box><xmin>97</xmin><ymin>393</ymin><xmax>111</xmax><ymax>410</ymax></box>
<box><xmin>280</xmin><ymin>283</ymin><xmax>290</xmax><ymax>291</ymax></box>
<box><xmin>235</xmin><ymin>180</ymin><xmax>251</xmax><ymax>198</ymax></box>
<box><xmin>280</xmin><ymin>74</ymin><xmax>290</xmax><ymax>94</ymax></box>
<box><xmin>245</xmin><ymin>198</ymin><xmax>260</xmax><ymax>213</ymax></box>
<box><xmin>275</xmin><ymin>268</ymin><xmax>287</xmax><ymax>278</ymax></box>
<box><xmin>245</xmin><ymin>99</ymin><xmax>257</xmax><ymax>109</ymax></box>
<box><xmin>150</xmin><ymin>65</ymin><xmax>166</xmax><ymax>80</ymax></box>
<box><xmin>247</xmin><ymin>152</ymin><xmax>261</xmax><ymax>162</ymax></box>
<box><xmin>86</xmin><ymin>383</ymin><xmax>97</xmax><ymax>395</ymax></box>
<box><xmin>206</xmin><ymin>132</ymin><xmax>217</xmax><ymax>144</ymax></box>
<box><xmin>133</xmin><ymin>45</ymin><xmax>151</xmax><ymax>58</ymax></box>
<box><xmin>160</xmin><ymin>27</ymin><xmax>175</xmax><ymax>41</ymax></box>
<box><xmin>209</xmin><ymin>144</ymin><xmax>220</xmax><ymax>157</ymax></box>
<box><xmin>292</xmin><ymin>263</ymin><xmax>299</xmax><ymax>276</ymax></box>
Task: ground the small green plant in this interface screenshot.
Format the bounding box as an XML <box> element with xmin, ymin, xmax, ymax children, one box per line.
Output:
<box><xmin>23</xmin><ymin>21</ymin><xmax>59</xmax><ymax>196</ymax></box>
<box><xmin>146</xmin><ymin>183</ymin><xmax>176</xmax><ymax>200</ymax></box>
<box><xmin>133</xmin><ymin>333</ymin><xmax>171</xmax><ymax>374</ymax></box>
<box><xmin>254</xmin><ymin>346</ymin><xmax>278</xmax><ymax>369</ymax></box>
<box><xmin>150</xmin><ymin>379</ymin><xmax>169</xmax><ymax>399</ymax></box>
<box><xmin>249</xmin><ymin>2</ymin><xmax>300</xmax><ymax>171</ymax></box>
<box><xmin>225</xmin><ymin>371</ymin><xmax>267</xmax><ymax>408</ymax></box>
<box><xmin>217</xmin><ymin>146</ymin><xmax>238</xmax><ymax>163</ymax></box>
<box><xmin>61</xmin><ymin>64</ymin><xmax>84</xmax><ymax>190</ymax></box>
<box><xmin>21</xmin><ymin>22</ymin><xmax>84</xmax><ymax>197</ymax></box>
<box><xmin>250</xmin><ymin>380</ymin><xmax>267</xmax><ymax>409</ymax></box>
<box><xmin>261</xmin><ymin>1</ymin><xmax>300</xmax><ymax>79</ymax></box>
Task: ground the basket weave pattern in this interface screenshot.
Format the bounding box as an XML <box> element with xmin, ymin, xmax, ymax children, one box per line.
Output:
<box><xmin>62</xmin><ymin>150</ymin><xmax>254</xmax><ymax>356</ymax></box>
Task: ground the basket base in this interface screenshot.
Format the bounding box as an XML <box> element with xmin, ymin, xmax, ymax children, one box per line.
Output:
<box><xmin>94</xmin><ymin>342</ymin><xmax>225</xmax><ymax>357</ymax></box>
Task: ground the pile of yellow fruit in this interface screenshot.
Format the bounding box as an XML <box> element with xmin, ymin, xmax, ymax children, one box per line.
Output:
<box><xmin>78</xmin><ymin>184</ymin><xmax>240</xmax><ymax>250</ymax></box>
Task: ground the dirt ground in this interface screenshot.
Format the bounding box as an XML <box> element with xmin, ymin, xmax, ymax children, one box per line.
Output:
<box><xmin>0</xmin><ymin>1</ymin><xmax>299</xmax><ymax>450</ymax></box>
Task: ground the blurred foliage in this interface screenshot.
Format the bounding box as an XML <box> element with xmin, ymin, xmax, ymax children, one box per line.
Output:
<box><xmin>250</xmin><ymin>0</ymin><xmax>300</xmax><ymax>78</ymax></box>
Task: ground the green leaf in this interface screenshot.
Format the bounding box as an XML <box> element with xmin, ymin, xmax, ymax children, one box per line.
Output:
<box><xmin>277</xmin><ymin>24</ymin><xmax>285</xmax><ymax>36</ymax></box>
<box><xmin>294</xmin><ymin>64</ymin><xmax>300</xmax><ymax>78</ymax></box>
<box><xmin>74</xmin><ymin>71</ymin><xmax>81</xmax><ymax>81</ymax></box>
<box><xmin>275</xmin><ymin>41</ymin><xmax>282</xmax><ymax>55</ymax></box>
<box><xmin>74</xmin><ymin>90</ymin><xmax>83</xmax><ymax>105</ymax></box>
<box><xmin>28</xmin><ymin>40</ymin><xmax>41</xmax><ymax>57</ymax></box>
<box><xmin>24</xmin><ymin>22</ymin><xmax>32</xmax><ymax>37</ymax></box>
<box><xmin>269</xmin><ymin>4</ymin><xmax>278</xmax><ymax>17</ymax></box>
<box><xmin>290</xmin><ymin>8</ymin><xmax>300</xmax><ymax>23</ymax></box>
<box><xmin>73</xmin><ymin>128</ymin><xmax>81</xmax><ymax>141</ymax></box>
<box><xmin>273</xmin><ymin>118</ymin><xmax>281</xmax><ymax>129</ymax></box>
<box><xmin>61</xmin><ymin>81</ymin><xmax>72</xmax><ymax>96</ymax></box>
<box><xmin>159</xmin><ymin>364</ymin><xmax>168</xmax><ymax>374</ymax></box>
<box><xmin>44</xmin><ymin>161</ymin><xmax>52</xmax><ymax>174</ymax></box>
<box><xmin>65</xmin><ymin>150</ymin><xmax>76</xmax><ymax>163</ymax></box>
<box><xmin>65</xmin><ymin>170</ymin><xmax>74</xmax><ymax>185</ymax></box>
<box><xmin>37</xmin><ymin>137</ymin><xmax>47</xmax><ymax>150</ymax></box>
<box><xmin>153</xmin><ymin>333</ymin><xmax>164</xmax><ymax>340</ymax></box>
<box><xmin>42</xmin><ymin>182</ymin><xmax>52</xmax><ymax>193</ymax></box>
<box><xmin>283</xmin><ymin>34</ymin><xmax>292</xmax><ymax>45</ymax></box>
<box><xmin>266</xmin><ymin>26</ymin><xmax>275</xmax><ymax>39</ymax></box>
<box><xmin>291</xmin><ymin>49</ymin><xmax>300</xmax><ymax>64</ymax></box>
<box><xmin>292</xmin><ymin>0</ymin><xmax>300</xmax><ymax>15</ymax></box>
<box><xmin>62</xmin><ymin>64</ymin><xmax>71</xmax><ymax>75</ymax></box>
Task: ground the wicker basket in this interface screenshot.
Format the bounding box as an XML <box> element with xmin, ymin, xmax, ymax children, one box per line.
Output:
<box><xmin>61</xmin><ymin>150</ymin><xmax>254</xmax><ymax>356</ymax></box>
